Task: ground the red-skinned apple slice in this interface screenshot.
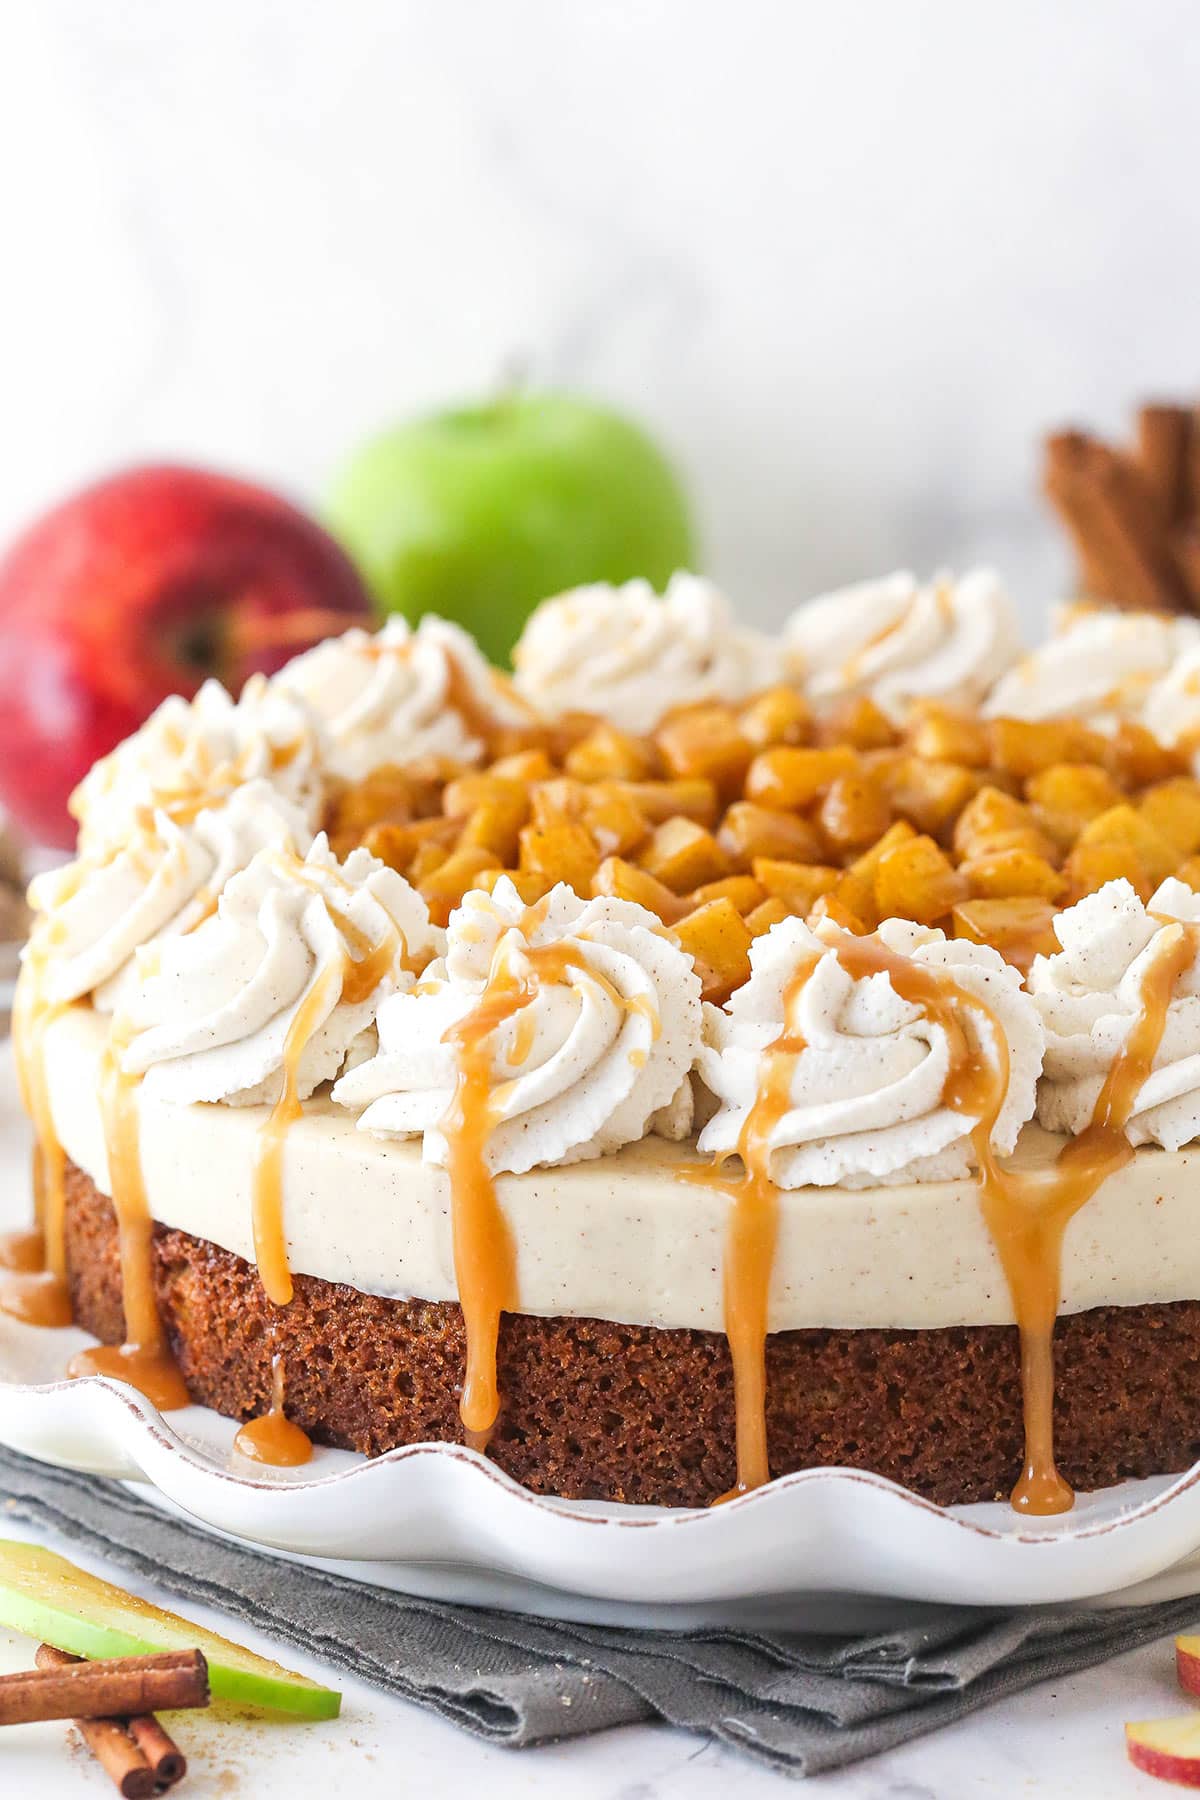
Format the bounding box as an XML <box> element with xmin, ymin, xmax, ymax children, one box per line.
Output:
<box><xmin>1127</xmin><ymin>1713</ymin><xmax>1200</xmax><ymax>1785</ymax></box>
<box><xmin>1178</xmin><ymin>1636</ymin><xmax>1200</xmax><ymax>1698</ymax></box>
<box><xmin>0</xmin><ymin>464</ymin><xmax>373</xmax><ymax>847</ymax></box>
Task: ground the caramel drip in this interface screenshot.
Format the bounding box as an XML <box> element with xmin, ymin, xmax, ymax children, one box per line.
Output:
<box><xmin>147</xmin><ymin>782</ymin><xmax>223</xmax><ymax>827</ymax></box>
<box><xmin>815</xmin><ymin>927</ymin><xmax>1192</xmax><ymax>1514</ymax></box>
<box><xmin>441</xmin><ymin>943</ymin><xmax>578</xmax><ymax>1442</ymax></box>
<box><xmin>687</xmin><ymin>921</ymin><xmax>1191</xmax><ymax>1512</ymax></box>
<box><xmin>252</xmin><ymin>870</ymin><xmax>403</xmax><ymax>1307</ymax></box>
<box><xmin>441</xmin><ymin>922</ymin><xmax>645</xmax><ymax>1444</ymax></box>
<box><xmin>233</xmin><ymin>1354</ymin><xmax>312</xmax><ymax>1466</ymax></box>
<box><xmin>838</xmin><ymin>597</ymin><xmax>914</xmax><ymax>689</ymax></box>
<box><xmin>626</xmin><ymin>993</ymin><xmax>662</xmax><ymax>1042</ymax></box>
<box><xmin>68</xmin><ymin>1038</ymin><xmax>190</xmax><ymax>1410</ymax></box>
<box><xmin>507</xmin><ymin>1003</ymin><xmax>539</xmax><ymax>1069</ymax></box>
<box><xmin>181</xmin><ymin>886</ymin><xmax>218</xmax><ymax>934</ymax></box>
<box><xmin>0</xmin><ymin>1233</ymin><xmax>73</xmax><ymax>1328</ymax></box>
<box><xmin>682</xmin><ymin>957</ymin><xmax>820</xmax><ymax>1498</ymax></box>
<box><xmin>3</xmin><ymin>941</ymin><xmax>72</xmax><ymax>1328</ymax></box>
<box><xmin>442</xmin><ymin>651</ymin><xmax>537</xmax><ymax>744</ymax></box>
<box><xmin>269</xmin><ymin>734</ymin><xmax>305</xmax><ymax>773</ymax></box>
<box><xmin>0</xmin><ymin>1229</ymin><xmax>46</xmax><ymax>1273</ymax></box>
<box><xmin>251</xmin><ymin>960</ymin><xmax>342</xmax><ymax>1307</ymax></box>
<box><xmin>973</xmin><ymin>923</ymin><xmax>1193</xmax><ymax>1513</ymax></box>
<box><xmin>87</xmin><ymin>713</ymin><xmax>305</xmax><ymax>840</ymax></box>
<box><xmin>281</xmin><ymin>847</ymin><xmax>422</xmax><ymax>977</ymax></box>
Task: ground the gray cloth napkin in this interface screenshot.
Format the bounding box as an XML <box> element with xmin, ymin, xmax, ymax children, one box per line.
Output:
<box><xmin>0</xmin><ymin>1444</ymin><xmax>1192</xmax><ymax>1778</ymax></box>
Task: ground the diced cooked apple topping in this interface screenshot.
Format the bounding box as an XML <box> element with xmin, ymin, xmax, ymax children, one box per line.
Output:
<box><xmin>325</xmin><ymin>695</ymin><xmax>1200</xmax><ymax>975</ymax></box>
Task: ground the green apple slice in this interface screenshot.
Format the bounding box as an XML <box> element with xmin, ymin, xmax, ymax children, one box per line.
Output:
<box><xmin>0</xmin><ymin>1540</ymin><xmax>340</xmax><ymax>1719</ymax></box>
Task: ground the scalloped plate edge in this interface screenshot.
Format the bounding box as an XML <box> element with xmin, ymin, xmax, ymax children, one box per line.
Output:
<box><xmin>6</xmin><ymin>1369</ymin><xmax>1200</xmax><ymax>1610</ymax></box>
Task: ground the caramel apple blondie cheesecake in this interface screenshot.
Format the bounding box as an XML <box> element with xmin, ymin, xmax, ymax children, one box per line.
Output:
<box><xmin>11</xmin><ymin>578</ymin><xmax>1200</xmax><ymax>1512</ymax></box>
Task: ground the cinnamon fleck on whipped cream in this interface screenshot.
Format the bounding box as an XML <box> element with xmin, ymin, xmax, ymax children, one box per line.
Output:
<box><xmin>334</xmin><ymin>876</ymin><xmax>703</xmax><ymax>1169</ymax></box>
<box><xmin>511</xmin><ymin>573</ymin><xmax>779</xmax><ymax>732</ymax></box>
<box><xmin>697</xmin><ymin>915</ymin><xmax>1043</xmax><ymax>1186</ymax></box>
<box><xmin>274</xmin><ymin>615</ymin><xmax>537</xmax><ymax>779</ymax></box>
<box><xmin>1029</xmin><ymin>876</ymin><xmax>1200</xmax><ymax>1148</ymax></box>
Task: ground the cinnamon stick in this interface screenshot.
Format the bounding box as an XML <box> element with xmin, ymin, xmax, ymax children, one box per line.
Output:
<box><xmin>1137</xmin><ymin>403</ymin><xmax>1194</xmax><ymax>526</ymax></box>
<box><xmin>63</xmin><ymin>1711</ymin><xmax>157</xmax><ymax>1798</ymax></box>
<box><xmin>127</xmin><ymin>1711</ymin><xmax>188</xmax><ymax>1787</ymax></box>
<box><xmin>34</xmin><ymin>1645</ymin><xmax>190</xmax><ymax>1790</ymax></box>
<box><xmin>1172</xmin><ymin>525</ymin><xmax>1200</xmax><ymax>613</ymax></box>
<box><xmin>1043</xmin><ymin>430</ymin><xmax>1192</xmax><ymax>612</ymax></box>
<box><xmin>0</xmin><ymin>1646</ymin><xmax>208</xmax><ymax>1725</ymax></box>
<box><xmin>1043</xmin><ymin>431</ymin><xmax>1123</xmax><ymax>599</ymax></box>
<box><xmin>1186</xmin><ymin>426</ymin><xmax>1200</xmax><ymax>521</ymax></box>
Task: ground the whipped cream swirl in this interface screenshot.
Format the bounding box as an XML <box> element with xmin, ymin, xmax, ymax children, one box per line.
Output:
<box><xmin>697</xmin><ymin>916</ymin><xmax>1043</xmax><ymax>1187</ymax></box>
<box><xmin>71</xmin><ymin>676</ymin><xmax>326</xmax><ymax>852</ymax></box>
<box><xmin>275</xmin><ymin>615</ymin><xmax>537</xmax><ymax>779</ymax></box>
<box><xmin>511</xmin><ymin>573</ymin><xmax>778</xmax><ymax>732</ymax></box>
<box><xmin>784</xmin><ymin>568</ymin><xmax>1021</xmax><ymax>719</ymax></box>
<box><xmin>984</xmin><ymin>607</ymin><xmax>1200</xmax><ymax>726</ymax></box>
<box><xmin>114</xmin><ymin>835</ymin><xmax>439</xmax><ymax>1107</ymax></box>
<box><xmin>27</xmin><ymin>780</ymin><xmax>312</xmax><ymax>1013</ymax></box>
<box><xmin>334</xmin><ymin>876</ymin><xmax>703</xmax><ymax>1171</ymax></box>
<box><xmin>1029</xmin><ymin>877</ymin><xmax>1200</xmax><ymax>1148</ymax></box>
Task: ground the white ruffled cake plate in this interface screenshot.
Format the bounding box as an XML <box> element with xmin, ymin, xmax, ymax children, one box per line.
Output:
<box><xmin>5</xmin><ymin>1057</ymin><xmax>1200</xmax><ymax>1631</ymax></box>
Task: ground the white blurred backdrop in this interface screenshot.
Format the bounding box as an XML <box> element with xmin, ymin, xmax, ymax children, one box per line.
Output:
<box><xmin>1</xmin><ymin>0</ymin><xmax>1198</xmax><ymax>635</ymax></box>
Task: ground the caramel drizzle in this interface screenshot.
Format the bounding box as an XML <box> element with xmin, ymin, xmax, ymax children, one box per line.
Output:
<box><xmin>356</xmin><ymin>633</ymin><xmax>537</xmax><ymax>744</ymax></box>
<box><xmin>693</xmin><ymin>923</ymin><xmax>1191</xmax><ymax>1512</ymax></box>
<box><xmin>233</xmin><ymin>1353</ymin><xmax>312</xmax><ymax>1466</ymax></box>
<box><xmin>975</xmin><ymin>922</ymin><xmax>1193</xmax><ymax>1512</ymax></box>
<box><xmin>0</xmin><ymin>1230</ymin><xmax>45</xmax><ymax>1274</ymax></box>
<box><xmin>181</xmin><ymin>885</ymin><xmax>218</xmax><ymax>934</ymax></box>
<box><xmin>73</xmin><ymin>862</ymin><xmax>404</xmax><ymax>1394</ymax></box>
<box><xmin>507</xmin><ymin>1002</ymin><xmax>540</xmax><ymax>1069</ymax></box>
<box><xmin>441</xmin><ymin>650</ymin><xmax>538</xmax><ymax>742</ymax></box>
<box><xmin>252</xmin><ymin>963</ymin><xmax>342</xmax><ymax>1307</ymax></box>
<box><xmin>440</xmin><ymin>940</ymin><xmax>571</xmax><ymax>1442</ymax></box>
<box><xmin>67</xmin><ymin>1030</ymin><xmax>190</xmax><ymax>1410</ymax></box>
<box><xmin>2</xmin><ymin>935</ymin><xmax>72</xmax><ymax>1327</ymax></box>
<box><xmin>837</xmin><ymin>593</ymin><xmax>917</xmax><ymax>689</ymax></box>
<box><xmin>440</xmin><ymin>922</ymin><xmax>658</xmax><ymax>1444</ymax></box>
<box><xmin>252</xmin><ymin>890</ymin><xmax>402</xmax><ymax>1307</ymax></box>
<box><xmin>4</xmin><ymin>830</ymin><xmax>208</xmax><ymax>1337</ymax></box>
<box><xmin>684</xmin><ymin>956</ymin><xmax>820</xmax><ymax>1497</ymax></box>
<box><xmin>836</xmin><ymin>580</ymin><xmax>955</xmax><ymax>692</ymax></box>
<box><xmin>76</xmin><ymin>713</ymin><xmax>307</xmax><ymax>845</ymax></box>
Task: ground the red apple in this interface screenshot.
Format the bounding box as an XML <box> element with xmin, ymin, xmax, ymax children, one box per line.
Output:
<box><xmin>1178</xmin><ymin>1636</ymin><xmax>1200</xmax><ymax>1698</ymax></box>
<box><xmin>1127</xmin><ymin>1712</ymin><xmax>1200</xmax><ymax>1785</ymax></box>
<box><xmin>0</xmin><ymin>464</ymin><xmax>374</xmax><ymax>847</ymax></box>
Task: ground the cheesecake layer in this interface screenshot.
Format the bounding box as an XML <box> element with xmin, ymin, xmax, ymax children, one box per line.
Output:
<box><xmin>47</xmin><ymin>1004</ymin><xmax>1200</xmax><ymax>1333</ymax></box>
<box><xmin>62</xmin><ymin>1161</ymin><xmax>1200</xmax><ymax>1507</ymax></box>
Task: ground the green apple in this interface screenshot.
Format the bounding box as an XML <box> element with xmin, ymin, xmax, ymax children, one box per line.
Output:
<box><xmin>325</xmin><ymin>391</ymin><xmax>697</xmax><ymax>665</ymax></box>
<box><xmin>0</xmin><ymin>1540</ymin><xmax>340</xmax><ymax>1719</ymax></box>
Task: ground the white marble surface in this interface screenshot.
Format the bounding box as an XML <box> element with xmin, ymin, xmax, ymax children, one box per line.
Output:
<box><xmin>0</xmin><ymin>1514</ymin><xmax>1187</xmax><ymax>1796</ymax></box>
<box><xmin>3</xmin><ymin>2</ymin><xmax>1200</xmax><ymax>637</ymax></box>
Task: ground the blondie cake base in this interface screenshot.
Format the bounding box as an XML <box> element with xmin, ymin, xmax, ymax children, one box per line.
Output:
<box><xmin>60</xmin><ymin>1160</ymin><xmax>1200</xmax><ymax>1508</ymax></box>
